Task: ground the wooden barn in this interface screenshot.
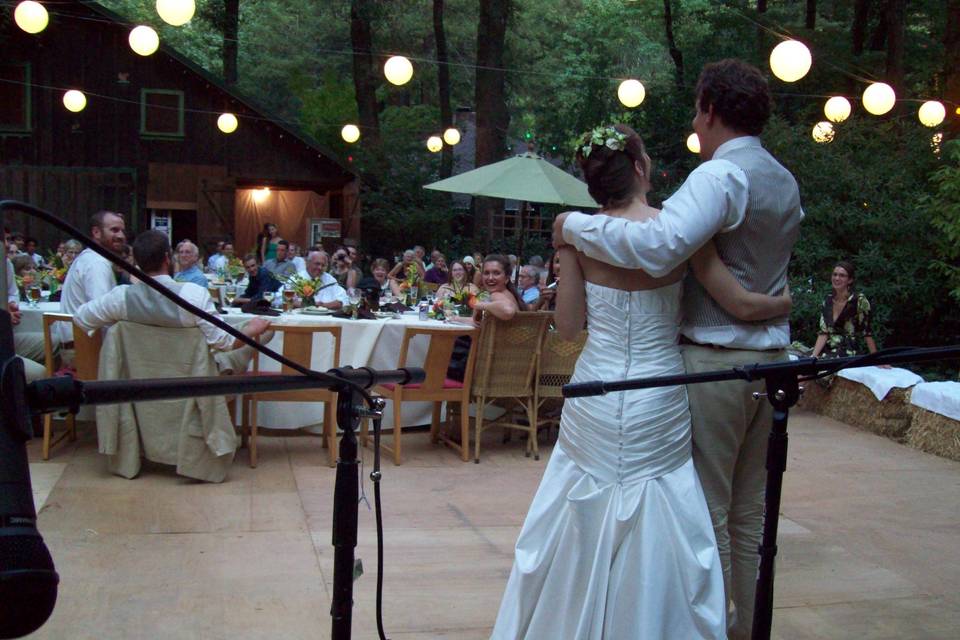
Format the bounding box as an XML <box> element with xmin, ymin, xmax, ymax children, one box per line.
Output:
<box><xmin>0</xmin><ymin>0</ymin><xmax>359</xmax><ymax>256</ymax></box>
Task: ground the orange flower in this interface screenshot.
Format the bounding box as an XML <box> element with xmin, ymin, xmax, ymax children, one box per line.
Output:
<box><xmin>467</xmin><ymin>294</ymin><xmax>478</xmax><ymax>309</ymax></box>
<box><xmin>399</xmin><ymin>282</ymin><xmax>409</xmax><ymax>291</ymax></box>
<box><xmin>302</xmin><ymin>285</ymin><xmax>314</xmax><ymax>297</ymax></box>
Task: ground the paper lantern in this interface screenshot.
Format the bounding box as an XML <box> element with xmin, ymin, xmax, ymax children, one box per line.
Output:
<box><xmin>686</xmin><ymin>133</ymin><xmax>700</xmax><ymax>154</ymax></box>
<box><xmin>442</xmin><ymin>127</ymin><xmax>461</xmax><ymax>145</ymax></box>
<box><xmin>384</xmin><ymin>56</ymin><xmax>413</xmax><ymax>86</ymax></box>
<box><xmin>862</xmin><ymin>82</ymin><xmax>895</xmax><ymax>116</ymax></box>
<box><xmin>426</xmin><ymin>136</ymin><xmax>443</xmax><ymax>153</ymax></box>
<box><xmin>918</xmin><ymin>101</ymin><xmax>946</xmax><ymax>127</ymax></box>
<box><xmin>217</xmin><ymin>113</ymin><xmax>238</xmax><ymax>133</ymax></box>
<box><xmin>769</xmin><ymin>40</ymin><xmax>811</xmax><ymax>83</ymax></box>
<box><xmin>823</xmin><ymin>96</ymin><xmax>851</xmax><ymax>123</ymax></box>
<box><xmin>62</xmin><ymin>90</ymin><xmax>86</xmax><ymax>113</ymax></box>
<box><xmin>617</xmin><ymin>79</ymin><xmax>645</xmax><ymax>108</ymax></box>
<box><xmin>812</xmin><ymin>121</ymin><xmax>835</xmax><ymax>144</ymax></box>
<box><xmin>341</xmin><ymin>124</ymin><xmax>360</xmax><ymax>143</ymax></box>
<box><xmin>129</xmin><ymin>25</ymin><xmax>160</xmax><ymax>56</ymax></box>
<box><xmin>252</xmin><ymin>187</ymin><xmax>270</xmax><ymax>203</ymax></box>
<box><xmin>14</xmin><ymin>1</ymin><xmax>48</xmax><ymax>34</ymax></box>
<box><xmin>156</xmin><ymin>0</ymin><xmax>195</xmax><ymax>26</ymax></box>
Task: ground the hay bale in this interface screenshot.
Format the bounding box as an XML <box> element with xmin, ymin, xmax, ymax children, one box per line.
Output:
<box><xmin>907</xmin><ymin>405</ymin><xmax>960</xmax><ymax>462</ymax></box>
<box><xmin>801</xmin><ymin>377</ymin><xmax>913</xmax><ymax>440</ymax></box>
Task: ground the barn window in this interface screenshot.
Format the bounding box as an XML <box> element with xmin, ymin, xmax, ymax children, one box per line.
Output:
<box><xmin>140</xmin><ymin>89</ymin><xmax>184</xmax><ymax>138</ymax></box>
<box><xmin>0</xmin><ymin>63</ymin><xmax>31</xmax><ymax>132</ymax></box>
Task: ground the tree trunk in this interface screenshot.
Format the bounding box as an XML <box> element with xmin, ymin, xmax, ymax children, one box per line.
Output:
<box><xmin>943</xmin><ymin>1</ymin><xmax>960</xmax><ymax>138</ymax></box>
<box><xmin>662</xmin><ymin>0</ymin><xmax>684</xmax><ymax>89</ymax></box>
<box><xmin>852</xmin><ymin>0</ymin><xmax>872</xmax><ymax>55</ymax></box>
<box><xmin>223</xmin><ymin>0</ymin><xmax>239</xmax><ymax>85</ymax></box>
<box><xmin>806</xmin><ymin>0</ymin><xmax>816</xmax><ymax>29</ymax></box>
<box><xmin>350</xmin><ymin>0</ymin><xmax>381</xmax><ymax>147</ymax></box>
<box><xmin>884</xmin><ymin>0</ymin><xmax>906</xmax><ymax>89</ymax></box>
<box><xmin>757</xmin><ymin>0</ymin><xmax>767</xmax><ymax>12</ymax></box>
<box><xmin>869</xmin><ymin>0</ymin><xmax>888</xmax><ymax>51</ymax></box>
<box><xmin>474</xmin><ymin>0</ymin><xmax>511</xmax><ymax>247</ymax></box>
<box><xmin>434</xmin><ymin>0</ymin><xmax>454</xmax><ymax>179</ymax></box>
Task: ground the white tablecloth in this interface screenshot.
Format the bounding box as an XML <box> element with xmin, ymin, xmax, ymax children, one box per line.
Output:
<box><xmin>909</xmin><ymin>381</ymin><xmax>960</xmax><ymax>421</ymax></box>
<box><xmin>836</xmin><ymin>366</ymin><xmax>925</xmax><ymax>401</ymax></box>
<box><xmin>18</xmin><ymin>301</ymin><xmax>61</xmax><ymax>334</ymax></box>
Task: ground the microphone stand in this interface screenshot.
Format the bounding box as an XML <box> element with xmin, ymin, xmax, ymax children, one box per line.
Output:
<box><xmin>563</xmin><ymin>346</ymin><xmax>960</xmax><ymax>640</ymax></box>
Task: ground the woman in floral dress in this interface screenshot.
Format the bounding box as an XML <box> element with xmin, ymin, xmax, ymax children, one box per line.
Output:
<box><xmin>811</xmin><ymin>260</ymin><xmax>880</xmax><ymax>358</ymax></box>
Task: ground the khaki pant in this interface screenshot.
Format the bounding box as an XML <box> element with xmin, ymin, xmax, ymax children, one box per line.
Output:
<box><xmin>213</xmin><ymin>327</ymin><xmax>275</xmax><ymax>374</ymax></box>
<box><xmin>681</xmin><ymin>344</ymin><xmax>787</xmax><ymax>640</ymax></box>
<box><xmin>15</xmin><ymin>330</ymin><xmax>47</xmax><ymax>382</ymax></box>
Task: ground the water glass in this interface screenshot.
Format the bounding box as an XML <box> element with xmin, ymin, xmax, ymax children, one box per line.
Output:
<box><xmin>27</xmin><ymin>284</ymin><xmax>41</xmax><ymax>308</ymax></box>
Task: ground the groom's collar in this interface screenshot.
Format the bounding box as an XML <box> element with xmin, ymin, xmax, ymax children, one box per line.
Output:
<box><xmin>713</xmin><ymin>135</ymin><xmax>761</xmax><ymax>159</ymax></box>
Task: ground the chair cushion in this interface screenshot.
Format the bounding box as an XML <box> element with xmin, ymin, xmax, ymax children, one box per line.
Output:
<box><xmin>380</xmin><ymin>378</ymin><xmax>464</xmax><ymax>391</ymax></box>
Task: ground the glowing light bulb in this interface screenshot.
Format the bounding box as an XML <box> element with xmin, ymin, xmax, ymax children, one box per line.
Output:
<box><xmin>384</xmin><ymin>56</ymin><xmax>413</xmax><ymax>86</ymax></box>
<box><xmin>769</xmin><ymin>40</ymin><xmax>812</xmax><ymax>82</ymax></box>
<box><xmin>129</xmin><ymin>25</ymin><xmax>160</xmax><ymax>56</ymax></box>
<box><xmin>686</xmin><ymin>133</ymin><xmax>700</xmax><ymax>154</ymax></box>
<box><xmin>341</xmin><ymin>124</ymin><xmax>360</xmax><ymax>143</ymax></box>
<box><xmin>426</xmin><ymin>136</ymin><xmax>443</xmax><ymax>153</ymax></box>
<box><xmin>617</xmin><ymin>79</ymin><xmax>645</xmax><ymax>108</ymax></box>
<box><xmin>14</xmin><ymin>1</ymin><xmax>48</xmax><ymax>34</ymax></box>
<box><xmin>862</xmin><ymin>82</ymin><xmax>896</xmax><ymax>116</ymax></box>
<box><xmin>812</xmin><ymin>121</ymin><xmax>835</xmax><ymax>144</ymax></box>
<box><xmin>442</xmin><ymin>128</ymin><xmax>461</xmax><ymax>145</ymax></box>
<box><xmin>62</xmin><ymin>90</ymin><xmax>87</xmax><ymax>113</ymax></box>
<box><xmin>918</xmin><ymin>101</ymin><xmax>946</xmax><ymax>127</ymax></box>
<box><xmin>823</xmin><ymin>96</ymin><xmax>851</xmax><ymax>123</ymax></box>
<box><xmin>217</xmin><ymin>113</ymin><xmax>238</xmax><ymax>133</ymax></box>
<box><xmin>156</xmin><ymin>0</ymin><xmax>195</xmax><ymax>26</ymax></box>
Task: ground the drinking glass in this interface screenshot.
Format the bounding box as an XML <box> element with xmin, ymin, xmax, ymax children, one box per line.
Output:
<box><xmin>223</xmin><ymin>285</ymin><xmax>237</xmax><ymax>309</ymax></box>
<box><xmin>27</xmin><ymin>285</ymin><xmax>41</xmax><ymax>308</ymax></box>
<box><xmin>282</xmin><ymin>285</ymin><xmax>295</xmax><ymax>312</ymax></box>
<box><xmin>409</xmin><ymin>285</ymin><xmax>419</xmax><ymax>302</ymax></box>
<box><xmin>263</xmin><ymin>290</ymin><xmax>275</xmax><ymax>307</ymax></box>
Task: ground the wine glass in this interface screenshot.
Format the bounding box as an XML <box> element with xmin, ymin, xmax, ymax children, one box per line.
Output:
<box><xmin>27</xmin><ymin>284</ymin><xmax>41</xmax><ymax>308</ymax></box>
<box><xmin>409</xmin><ymin>285</ymin><xmax>419</xmax><ymax>303</ymax></box>
<box><xmin>347</xmin><ymin>288</ymin><xmax>361</xmax><ymax>318</ymax></box>
<box><xmin>443</xmin><ymin>300</ymin><xmax>456</xmax><ymax>322</ymax></box>
<box><xmin>223</xmin><ymin>285</ymin><xmax>237</xmax><ymax>310</ymax></box>
<box><xmin>263</xmin><ymin>290</ymin><xmax>275</xmax><ymax>307</ymax></box>
<box><xmin>282</xmin><ymin>285</ymin><xmax>296</xmax><ymax>312</ymax></box>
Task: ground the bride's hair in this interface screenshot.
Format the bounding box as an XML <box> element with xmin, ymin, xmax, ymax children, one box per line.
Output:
<box><xmin>576</xmin><ymin>124</ymin><xmax>648</xmax><ymax>209</ymax></box>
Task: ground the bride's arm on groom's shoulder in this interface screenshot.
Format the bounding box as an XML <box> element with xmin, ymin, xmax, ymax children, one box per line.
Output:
<box><xmin>555</xmin><ymin>247</ymin><xmax>586</xmax><ymax>341</ymax></box>
<box><xmin>554</xmin><ymin>162</ymin><xmax>749</xmax><ymax>278</ymax></box>
<box><xmin>691</xmin><ymin>240</ymin><xmax>792</xmax><ymax>321</ymax></box>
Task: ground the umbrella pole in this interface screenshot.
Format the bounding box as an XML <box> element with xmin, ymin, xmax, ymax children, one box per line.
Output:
<box><xmin>515</xmin><ymin>201</ymin><xmax>527</xmax><ymax>287</ymax></box>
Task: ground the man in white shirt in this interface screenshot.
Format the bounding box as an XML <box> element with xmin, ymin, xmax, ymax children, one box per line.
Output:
<box><xmin>174</xmin><ymin>240</ymin><xmax>208</xmax><ymax>287</ymax></box>
<box><xmin>5</xmin><ymin>257</ymin><xmax>46</xmax><ymax>381</ymax></box>
<box><xmin>301</xmin><ymin>250</ymin><xmax>348</xmax><ymax>310</ymax></box>
<box><xmin>517</xmin><ymin>265</ymin><xmax>541</xmax><ymax>308</ymax></box>
<box><xmin>75</xmin><ymin>231</ymin><xmax>271</xmax><ymax>374</ymax></box>
<box><xmin>59</xmin><ymin>211</ymin><xmax>126</xmax><ymax>345</ymax></box>
<box><xmin>554</xmin><ymin>59</ymin><xmax>803</xmax><ymax>640</ymax></box>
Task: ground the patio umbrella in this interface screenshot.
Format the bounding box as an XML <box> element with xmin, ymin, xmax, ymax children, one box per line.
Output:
<box><xmin>423</xmin><ymin>151</ymin><xmax>597</xmax><ymax>282</ymax></box>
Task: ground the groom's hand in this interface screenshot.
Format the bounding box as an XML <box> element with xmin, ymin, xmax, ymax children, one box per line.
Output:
<box><xmin>552</xmin><ymin>212</ymin><xmax>570</xmax><ymax>249</ymax></box>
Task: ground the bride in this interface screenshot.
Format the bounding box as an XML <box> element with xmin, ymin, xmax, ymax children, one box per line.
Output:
<box><xmin>490</xmin><ymin>124</ymin><xmax>790</xmax><ymax>639</ymax></box>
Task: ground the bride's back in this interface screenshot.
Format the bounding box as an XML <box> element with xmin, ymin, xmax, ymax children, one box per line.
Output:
<box><xmin>577</xmin><ymin>205</ymin><xmax>685</xmax><ymax>291</ymax></box>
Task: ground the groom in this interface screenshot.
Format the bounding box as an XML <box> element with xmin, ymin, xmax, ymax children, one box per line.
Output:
<box><xmin>553</xmin><ymin>59</ymin><xmax>803</xmax><ymax>639</ymax></box>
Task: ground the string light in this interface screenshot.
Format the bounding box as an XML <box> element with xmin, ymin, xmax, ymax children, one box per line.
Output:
<box><xmin>62</xmin><ymin>90</ymin><xmax>87</xmax><ymax>113</ymax></box>
<box><xmin>384</xmin><ymin>56</ymin><xmax>413</xmax><ymax>86</ymax></box>
<box><xmin>426</xmin><ymin>136</ymin><xmax>443</xmax><ymax>153</ymax></box>
<box><xmin>769</xmin><ymin>40</ymin><xmax>811</xmax><ymax>83</ymax></box>
<box><xmin>155</xmin><ymin>0</ymin><xmax>195</xmax><ymax>27</ymax></box>
<box><xmin>932</xmin><ymin>132</ymin><xmax>943</xmax><ymax>156</ymax></box>
<box><xmin>862</xmin><ymin>82</ymin><xmax>896</xmax><ymax>116</ymax></box>
<box><xmin>129</xmin><ymin>25</ymin><xmax>159</xmax><ymax>56</ymax></box>
<box><xmin>812</xmin><ymin>121</ymin><xmax>835</xmax><ymax>144</ymax></box>
<box><xmin>918</xmin><ymin>101</ymin><xmax>946</xmax><ymax>127</ymax></box>
<box><xmin>14</xmin><ymin>1</ymin><xmax>49</xmax><ymax>34</ymax></box>
<box><xmin>341</xmin><ymin>124</ymin><xmax>360</xmax><ymax>143</ymax></box>
<box><xmin>442</xmin><ymin>127</ymin><xmax>461</xmax><ymax>145</ymax></box>
<box><xmin>217</xmin><ymin>113</ymin><xmax>238</xmax><ymax>133</ymax></box>
<box><xmin>617</xmin><ymin>79</ymin><xmax>645</xmax><ymax>108</ymax></box>
<box><xmin>686</xmin><ymin>133</ymin><xmax>700</xmax><ymax>154</ymax></box>
<box><xmin>823</xmin><ymin>96</ymin><xmax>851</xmax><ymax>123</ymax></box>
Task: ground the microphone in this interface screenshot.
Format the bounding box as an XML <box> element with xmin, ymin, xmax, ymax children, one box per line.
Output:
<box><xmin>0</xmin><ymin>311</ymin><xmax>59</xmax><ymax>638</ymax></box>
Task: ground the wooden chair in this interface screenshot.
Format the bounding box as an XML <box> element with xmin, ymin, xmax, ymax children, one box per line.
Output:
<box><xmin>536</xmin><ymin>328</ymin><xmax>588</xmax><ymax>437</ymax></box>
<box><xmin>40</xmin><ymin>313</ymin><xmax>102</xmax><ymax>460</ymax></box>
<box><xmin>450</xmin><ymin>311</ymin><xmax>550</xmax><ymax>463</ymax></box>
<box><xmin>360</xmin><ymin>326</ymin><xmax>478</xmax><ymax>464</ymax></box>
<box><xmin>244</xmin><ymin>325</ymin><xmax>342</xmax><ymax>468</ymax></box>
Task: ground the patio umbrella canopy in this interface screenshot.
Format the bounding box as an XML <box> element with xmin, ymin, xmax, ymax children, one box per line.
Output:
<box><xmin>423</xmin><ymin>151</ymin><xmax>598</xmax><ymax>208</ymax></box>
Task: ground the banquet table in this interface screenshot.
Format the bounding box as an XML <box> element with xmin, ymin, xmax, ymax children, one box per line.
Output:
<box><xmin>20</xmin><ymin>301</ymin><xmax>463</xmax><ymax>430</ymax></box>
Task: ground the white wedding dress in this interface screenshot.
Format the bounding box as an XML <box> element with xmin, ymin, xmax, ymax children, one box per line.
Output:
<box><xmin>491</xmin><ymin>281</ymin><xmax>725</xmax><ymax>639</ymax></box>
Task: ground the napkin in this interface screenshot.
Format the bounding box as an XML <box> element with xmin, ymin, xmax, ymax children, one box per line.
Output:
<box><xmin>331</xmin><ymin>308</ymin><xmax>376</xmax><ymax>320</ymax></box>
<box><xmin>241</xmin><ymin>299</ymin><xmax>281</xmax><ymax>316</ymax></box>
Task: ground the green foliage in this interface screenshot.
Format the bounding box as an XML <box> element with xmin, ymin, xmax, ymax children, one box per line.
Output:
<box><xmin>925</xmin><ymin>140</ymin><xmax>960</xmax><ymax>302</ymax></box>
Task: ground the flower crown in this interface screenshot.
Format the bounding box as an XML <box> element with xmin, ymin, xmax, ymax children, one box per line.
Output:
<box><xmin>578</xmin><ymin>126</ymin><xmax>628</xmax><ymax>158</ymax></box>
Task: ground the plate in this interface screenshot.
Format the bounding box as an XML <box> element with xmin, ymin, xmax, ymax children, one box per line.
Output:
<box><xmin>373</xmin><ymin>311</ymin><xmax>399</xmax><ymax>319</ymax></box>
<box><xmin>301</xmin><ymin>306</ymin><xmax>335</xmax><ymax>315</ymax></box>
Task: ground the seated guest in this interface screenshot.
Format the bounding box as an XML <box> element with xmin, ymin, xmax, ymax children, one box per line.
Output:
<box><xmin>115</xmin><ymin>244</ymin><xmax>135</xmax><ymax>285</ymax></box>
<box><xmin>330</xmin><ymin>246</ymin><xmax>361</xmax><ymax>289</ymax></box>
<box><xmin>299</xmin><ymin>250</ymin><xmax>348</xmax><ymax>310</ymax></box>
<box><xmin>424</xmin><ymin>253</ymin><xmax>449</xmax><ymax>285</ymax></box>
<box><xmin>174</xmin><ymin>240</ymin><xmax>208</xmax><ymax>287</ymax></box>
<box><xmin>531</xmin><ymin>250</ymin><xmax>560</xmax><ymax>312</ymax></box>
<box><xmin>436</xmin><ymin>260</ymin><xmax>479</xmax><ymax>301</ymax></box>
<box><xmin>74</xmin><ymin>231</ymin><xmax>271</xmax><ymax>375</ymax></box>
<box><xmin>12</xmin><ymin>254</ymin><xmax>37</xmax><ymax>297</ymax></box>
<box><xmin>517</xmin><ymin>265</ymin><xmax>541</xmax><ymax>308</ymax></box>
<box><xmin>206</xmin><ymin>240</ymin><xmax>224</xmax><ymax>272</ymax></box>
<box><xmin>262</xmin><ymin>239</ymin><xmax>298</xmax><ymax>279</ymax></box>
<box><xmin>5</xmin><ymin>258</ymin><xmax>46</xmax><ymax>381</ymax></box>
<box><xmin>388</xmin><ymin>249</ymin><xmax>425</xmax><ymax>282</ymax></box>
<box><xmin>24</xmin><ymin>237</ymin><xmax>45</xmax><ymax>267</ymax></box>
<box><xmin>357</xmin><ymin>258</ymin><xmax>392</xmax><ymax>295</ymax></box>
<box><xmin>289</xmin><ymin>243</ymin><xmax>306</xmax><ymax>274</ymax></box>
<box><xmin>61</xmin><ymin>239</ymin><xmax>82</xmax><ymax>270</ymax></box>
<box><xmin>236</xmin><ymin>254</ymin><xmax>281</xmax><ymax>305</ymax></box>
<box><xmin>208</xmin><ymin>241</ymin><xmax>229</xmax><ymax>272</ymax></box>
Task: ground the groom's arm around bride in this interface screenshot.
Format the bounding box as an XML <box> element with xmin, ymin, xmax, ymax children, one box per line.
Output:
<box><xmin>554</xmin><ymin>59</ymin><xmax>803</xmax><ymax>640</ymax></box>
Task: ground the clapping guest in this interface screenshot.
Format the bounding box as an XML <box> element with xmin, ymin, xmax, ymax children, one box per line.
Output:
<box><xmin>436</xmin><ymin>261</ymin><xmax>479</xmax><ymax>301</ymax></box>
<box><xmin>424</xmin><ymin>253</ymin><xmax>449</xmax><ymax>285</ymax></box>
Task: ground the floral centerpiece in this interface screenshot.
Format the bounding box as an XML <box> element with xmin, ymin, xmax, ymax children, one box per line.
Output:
<box><xmin>428</xmin><ymin>288</ymin><xmax>488</xmax><ymax>319</ymax></box>
<box><xmin>397</xmin><ymin>263</ymin><xmax>420</xmax><ymax>305</ymax></box>
<box><xmin>280</xmin><ymin>273</ymin><xmax>335</xmax><ymax>302</ymax></box>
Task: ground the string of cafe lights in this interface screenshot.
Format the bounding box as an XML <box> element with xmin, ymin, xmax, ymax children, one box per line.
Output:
<box><xmin>9</xmin><ymin>0</ymin><xmax>955</xmax><ymax>156</ymax></box>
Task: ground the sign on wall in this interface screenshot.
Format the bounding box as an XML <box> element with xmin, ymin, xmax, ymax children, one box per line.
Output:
<box><xmin>309</xmin><ymin>218</ymin><xmax>341</xmax><ymax>246</ymax></box>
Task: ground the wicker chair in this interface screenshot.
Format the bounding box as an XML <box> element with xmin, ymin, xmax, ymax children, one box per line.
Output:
<box><xmin>452</xmin><ymin>311</ymin><xmax>550</xmax><ymax>463</ymax></box>
<box><xmin>536</xmin><ymin>328</ymin><xmax>588</xmax><ymax>437</ymax></box>
<box><xmin>41</xmin><ymin>313</ymin><xmax>102</xmax><ymax>459</ymax></box>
